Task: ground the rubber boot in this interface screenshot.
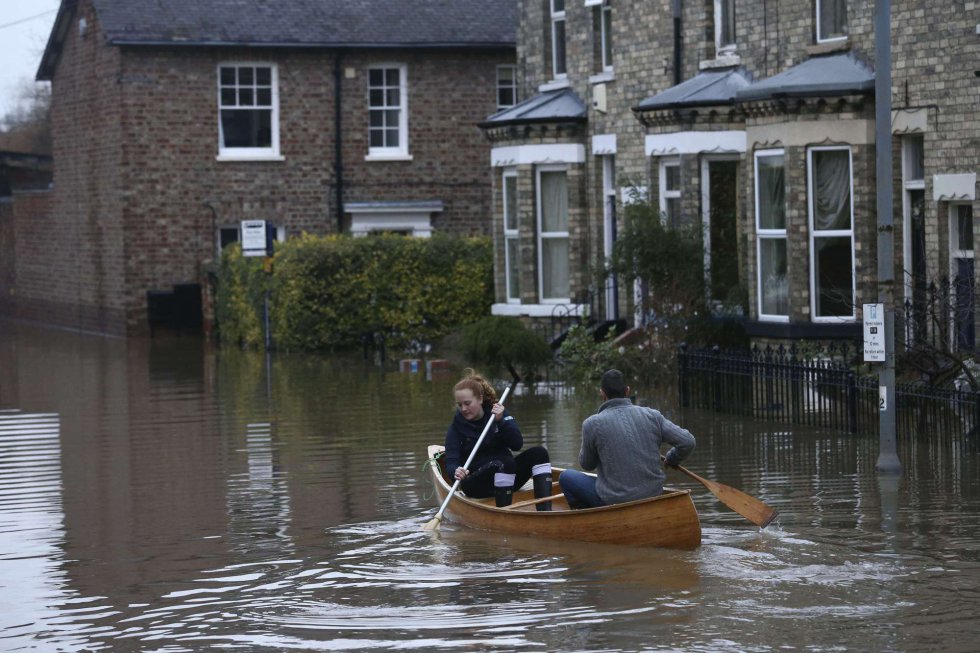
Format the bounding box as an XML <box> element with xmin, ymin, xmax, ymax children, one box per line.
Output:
<box><xmin>532</xmin><ymin>473</ymin><xmax>553</xmax><ymax>511</ymax></box>
<box><xmin>494</xmin><ymin>486</ymin><xmax>513</xmax><ymax>507</ymax></box>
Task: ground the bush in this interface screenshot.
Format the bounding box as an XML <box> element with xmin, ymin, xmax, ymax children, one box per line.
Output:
<box><xmin>215</xmin><ymin>233</ymin><xmax>493</xmax><ymax>351</ymax></box>
<box><xmin>460</xmin><ymin>315</ymin><xmax>553</xmax><ymax>380</ymax></box>
<box><xmin>557</xmin><ymin>323</ymin><xmax>629</xmax><ymax>390</ymax></box>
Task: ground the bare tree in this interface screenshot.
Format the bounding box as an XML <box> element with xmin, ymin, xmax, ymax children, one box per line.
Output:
<box><xmin>0</xmin><ymin>80</ymin><xmax>51</xmax><ymax>155</ymax></box>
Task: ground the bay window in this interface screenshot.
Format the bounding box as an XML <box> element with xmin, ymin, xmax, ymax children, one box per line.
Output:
<box><xmin>503</xmin><ymin>170</ymin><xmax>520</xmax><ymax>302</ymax></box>
<box><xmin>808</xmin><ymin>146</ymin><xmax>855</xmax><ymax>320</ymax></box>
<box><xmin>537</xmin><ymin>167</ymin><xmax>570</xmax><ymax>301</ymax></box>
<box><xmin>755</xmin><ymin>150</ymin><xmax>788</xmax><ymax>320</ymax></box>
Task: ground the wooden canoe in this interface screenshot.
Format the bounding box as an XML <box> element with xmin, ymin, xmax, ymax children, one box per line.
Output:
<box><xmin>426</xmin><ymin>445</ymin><xmax>701</xmax><ymax>550</ymax></box>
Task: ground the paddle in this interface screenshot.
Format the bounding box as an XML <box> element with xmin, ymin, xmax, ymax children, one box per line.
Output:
<box><xmin>423</xmin><ymin>377</ymin><xmax>518</xmax><ymax>531</ymax></box>
<box><xmin>664</xmin><ymin>456</ymin><xmax>778</xmax><ymax>528</ymax></box>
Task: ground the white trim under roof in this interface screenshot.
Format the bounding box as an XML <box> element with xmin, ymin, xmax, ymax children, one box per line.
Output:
<box><xmin>933</xmin><ymin>173</ymin><xmax>977</xmax><ymax>202</ymax></box>
<box><xmin>346</xmin><ymin>201</ymin><xmax>442</xmax><ymax>237</ymax></box>
<box><xmin>491</xmin><ymin>143</ymin><xmax>586</xmax><ymax>167</ymax></box>
<box><xmin>646</xmin><ymin>131</ymin><xmax>746</xmax><ymax>156</ymax></box>
<box><xmin>491</xmin><ymin>303</ymin><xmax>586</xmax><ymax>318</ymax></box>
<box><xmin>892</xmin><ymin>108</ymin><xmax>929</xmax><ymax>134</ymax></box>
<box><xmin>592</xmin><ymin>133</ymin><xmax>617</xmax><ymax>155</ymax></box>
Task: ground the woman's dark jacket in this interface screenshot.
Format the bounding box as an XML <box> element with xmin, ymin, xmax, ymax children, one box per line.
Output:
<box><xmin>444</xmin><ymin>402</ymin><xmax>523</xmax><ymax>478</ymax></box>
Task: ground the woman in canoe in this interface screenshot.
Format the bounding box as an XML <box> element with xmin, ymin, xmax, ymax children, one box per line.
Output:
<box><xmin>444</xmin><ymin>371</ymin><xmax>553</xmax><ymax>510</ymax></box>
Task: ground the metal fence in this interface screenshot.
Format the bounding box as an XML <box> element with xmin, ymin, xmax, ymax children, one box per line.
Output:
<box><xmin>678</xmin><ymin>343</ymin><xmax>980</xmax><ymax>438</ymax></box>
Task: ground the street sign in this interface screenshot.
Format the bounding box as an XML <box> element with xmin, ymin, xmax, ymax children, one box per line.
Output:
<box><xmin>241</xmin><ymin>220</ymin><xmax>269</xmax><ymax>257</ymax></box>
<box><xmin>863</xmin><ymin>303</ymin><xmax>886</xmax><ymax>362</ymax></box>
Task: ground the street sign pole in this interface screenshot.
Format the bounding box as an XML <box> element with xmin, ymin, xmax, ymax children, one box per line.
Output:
<box><xmin>874</xmin><ymin>0</ymin><xmax>902</xmax><ymax>474</ymax></box>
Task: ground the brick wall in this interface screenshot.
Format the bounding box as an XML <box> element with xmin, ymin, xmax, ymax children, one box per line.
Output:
<box><xmin>3</xmin><ymin>0</ymin><xmax>511</xmax><ymax>335</ymax></box>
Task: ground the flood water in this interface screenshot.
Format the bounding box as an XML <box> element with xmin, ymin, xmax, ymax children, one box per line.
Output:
<box><xmin>0</xmin><ymin>321</ymin><xmax>978</xmax><ymax>652</ymax></box>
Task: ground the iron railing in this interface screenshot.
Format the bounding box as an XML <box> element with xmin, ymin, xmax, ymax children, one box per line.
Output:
<box><xmin>678</xmin><ymin>343</ymin><xmax>980</xmax><ymax>438</ymax></box>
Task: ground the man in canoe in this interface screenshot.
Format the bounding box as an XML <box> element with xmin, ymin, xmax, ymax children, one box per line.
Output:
<box><xmin>444</xmin><ymin>371</ymin><xmax>553</xmax><ymax>510</ymax></box>
<box><xmin>559</xmin><ymin>369</ymin><xmax>695</xmax><ymax>509</ymax></box>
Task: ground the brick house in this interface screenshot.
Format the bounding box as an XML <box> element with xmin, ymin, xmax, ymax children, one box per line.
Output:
<box><xmin>0</xmin><ymin>0</ymin><xmax>516</xmax><ymax>336</ymax></box>
<box><xmin>480</xmin><ymin>0</ymin><xmax>978</xmax><ymax>349</ymax></box>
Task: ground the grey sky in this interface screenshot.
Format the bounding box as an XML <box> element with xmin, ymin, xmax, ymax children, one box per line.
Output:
<box><xmin>0</xmin><ymin>1</ymin><xmax>61</xmax><ymax>119</ymax></box>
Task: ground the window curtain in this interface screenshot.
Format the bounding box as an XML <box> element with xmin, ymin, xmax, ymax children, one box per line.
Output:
<box><xmin>540</xmin><ymin>171</ymin><xmax>569</xmax><ymax>299</ymax></box>
<box><xmin>541</xmin><ymin>172</ymin><xmax>568</xmax><ymax>232</ymax></box>
<box><xmin>813</xmin><ymin>150</ymin><xmax>850</xmax><ymax>231</ymax></box>
<box><xmin>760</xmin><ymin>239</ymin><xmax>789</xmax><ymax>316</ymax></box>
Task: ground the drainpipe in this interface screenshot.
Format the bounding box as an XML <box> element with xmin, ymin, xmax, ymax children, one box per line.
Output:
<box><xmin>334</xmin><ymin>53</ymin><xmax>344</xmax><ymax>234</ymax></box>
<box><xmin>672</xmin><ymin>0</ymin><xmax>682</xmax><ymax>85</ymax></box>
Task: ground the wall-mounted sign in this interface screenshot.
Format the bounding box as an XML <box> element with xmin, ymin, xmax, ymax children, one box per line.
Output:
<box><xmin>863</xmin><ymin>303</ymin><xmax>886</xmax><ymax>362</ymax></box>
<box><xmin>241</xmin><ymin>220</ymin><xmax>269</xmax><ymax>257</ymax></box>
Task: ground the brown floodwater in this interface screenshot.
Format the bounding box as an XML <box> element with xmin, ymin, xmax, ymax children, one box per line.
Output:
<box><xmin>0</xmin><ymin>320</ymin><xmax>978</xmax><ymax>652</ymax></box>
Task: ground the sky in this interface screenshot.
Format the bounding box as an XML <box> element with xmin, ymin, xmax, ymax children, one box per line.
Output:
<box><xmin>0</xmin><ymin>0</ymin><xmax>62</xmax><ymax>119</ymax></box>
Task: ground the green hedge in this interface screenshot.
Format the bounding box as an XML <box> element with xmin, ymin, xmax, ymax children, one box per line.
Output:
<box><xmin>216</xmin><ymin>233</ymin><xmax>493</xmax><ymax>351</ymax></box>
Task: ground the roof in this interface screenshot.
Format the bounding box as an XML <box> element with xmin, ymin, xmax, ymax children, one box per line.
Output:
<box><xmin>479</xmin><ymin>88</ymin><xmax>588</xmax><ymax>128</ymax></box>
<box><xmin>635</xmin><ymin>67</ymin><xmax>751</xmax><ymax>112</ymax></box>
<box><xmin>736</xmin><ymin>52</ymin><xmax>875</xmax><ymax>101</ymax></box>
<box><xmin>39</xmin><ymin>0</ymin><xmax>515</xmax><ymax>80</ymax></box>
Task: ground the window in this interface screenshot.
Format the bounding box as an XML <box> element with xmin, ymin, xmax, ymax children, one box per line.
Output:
<box><xmin>368</xmin><ymin>65</ymin><xmax>409</xmax><ymax>158</ymax></box>
<box><xmin>497</xmin><ymin>65</ymin><xmax>517</xmax><ymax>110</ymax></box>
<box><xmin>551</xmin><ymin>0</ymin><xmax>567</xmax><ymax>79</ymax></box>
<box><xmin>902</xmin><ymin>134</ymin><xmax>926</xmax><ymax>342</ymax></box>
<box><xmin>503</xmin><ymin>170</ymin><xmax>520</xmax><ymax>302</ymax></box>
<box><xmin>816</xmin><ymin>0</ymin><xmax>847</xmax><ymax>42</ymax></box>
<box><xmin>601</xmin><ymin>155</ymin><xmax>618</xmax><ymax>319</ymax></box>
<box><xmin>659</xmin><ymin>159</ymin><xmax>681</xmax><ymax>226</ymax></box>
<box><xmin>593</xmin><ymin>1</ymin><xmax>613</xmax><ymax>72</ymax></box>
<box><xmin>537</xmin><ymin>167</ymin><xmax>570</xmax><ymax>301</ymax></box>
<box><xmin>755</xmin><ymin>150</ymin><xmax>788</xmax><ymax>320</ymax></box>
<box><xmin>218</xmin><ymin>64</ymin><xmax>279</xmax><ymax>159</ymax></box>
<box><xmin>808</xmin><ymin>146</ymin><xmax>855</xmax><ymax>320</ymax></box>
<box><xmin>950</xmin><ymin>204</ymin><xmax>975</xmax><ymax>350</ymax></box>
<box><xmin>715</xmin><ymin>0</ymin><xmax>736</xmax><ymax>54</ymax></box>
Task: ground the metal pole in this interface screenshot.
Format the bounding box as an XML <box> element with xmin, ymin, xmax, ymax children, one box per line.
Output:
<box><xmin>875</xmin><ymin>0</ymin><xmax>902</xmax><ymax>474</ymax></box>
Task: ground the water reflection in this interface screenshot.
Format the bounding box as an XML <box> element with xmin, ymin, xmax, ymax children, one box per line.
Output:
<box><xmin>0</xmin><ymin>320</ymin><xmax>979</xmax><ymax>651</ymax></box>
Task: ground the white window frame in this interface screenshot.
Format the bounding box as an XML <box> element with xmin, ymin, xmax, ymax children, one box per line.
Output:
<box><xmin>659</xmin><ymin>158</ymin><xmax>681</xmax><ymax>226</ymax></box>
<box><xmin>815</xmin><ymin>0</ymin><xmax>847</xmax><ymax>43</ymax></box>
<box><xmin>598</xmin><ymin>1</ymin><xmax>613</xmax><ymax>72</ymax></box>
<box><xmin>949</xmin><ymin>203</ymin><xmax>975</xmax><ymax>349</ymax></box>
<box><xmin>701</xmin><ymin>154</ymin><xmax>740</xmax><ymax>307</ymax></box>
<box><xmin>601</xmin><ymin>155</ymin><xmax>618</xmax><ymax>319</ymax></box>
<box><xmin>502</xmin><ymin>169</ymin><xmax>520</xmax><ymax>303</ymax></box>
<box><xmin>366</xmin><ymin>64</ymin><xmax>411</xmax><ymax>161</ymax></box>
<box><xmin>217</xmin><ymin>63</ymin><xmax>281</xmax><ymax>161</ymax></box>
<box><xmin>714</xmin><ymin>0</ymin><xmax>736</xmax><ymax>54</ymax></box>
<box><xmin>536</xmin><ymin>165</ymin><xmax>571</xmax><ymax>303</ymax></box>
<box><xmin>807</xmin><ymin>145</ymin><xmax>856</xmax><ymax>322</ymax></box>
<box><xmin>754</xmin><ymin>149</ymin><xmax>789</xmax><ymax>322</ymax></box>
<box><xmin>496</xmin><ymin>65</ymin><xmax>517</xmax><ymax>110</ymax></box>
<box><xmin>901</xmin><ymin>134</ymin><xmax>926</xmax><ymax>304</ymax></box>
<box><xmin>551</xmin><ymin>0</ymin><xmax>568</xmax><ymax>80</ymax></box>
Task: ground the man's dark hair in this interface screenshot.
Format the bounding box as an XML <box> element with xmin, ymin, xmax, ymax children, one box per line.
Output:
<box><xmin>600</xmin><ymin>369</ymin><xmax>628</xmax><ymax>399</ymax></box>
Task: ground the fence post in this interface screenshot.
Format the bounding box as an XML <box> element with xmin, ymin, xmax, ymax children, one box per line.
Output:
<box><xmin>712</xmin><ymin>345</ymin><xmax>722</xmax><ymax>411</ymax></box>
<box><xmin>846</xmin><ymin>370</ymin><xmax>858</xmax><ymax>434</ymax></box>
<box><xmin>678</xmin><ymin>342</ymin><xmax>690</xmax><ymax>408</ymax></box>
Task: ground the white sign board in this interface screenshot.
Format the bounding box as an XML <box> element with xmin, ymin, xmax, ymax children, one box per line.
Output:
<box><xmin>241</xmin><ymin>220</ymin><xmax>268</xmax><ymax>257</ymax></box>
<box><xmin>863</xmin><ymin>303</ymin><xmax>886</xmax><ymax>362</ymax></box>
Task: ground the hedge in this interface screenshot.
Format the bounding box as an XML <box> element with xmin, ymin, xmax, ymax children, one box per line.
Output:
<box><xmin>216</xmin><ymin>232</ymin><xmax>493</xmax><ymax>351</ymax></box>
